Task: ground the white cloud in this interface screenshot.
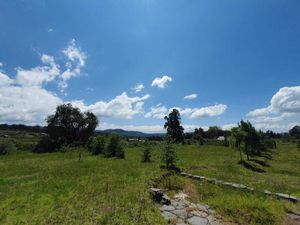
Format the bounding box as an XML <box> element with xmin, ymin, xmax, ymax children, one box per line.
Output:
<box><xmin>151</xmin><ymin>75</ymin><xmax>172</xmax><ymax>88</ymax></box>
<box><xmin>145</xmin><ymin>104</ymin><xmax>227</xmax><ymax>119</ymax></box>
<box><xmin>222</xmin><ymin>123</ymin><xmax>236</xmax><ymax>130</ymax></box>
<box><xmin>132</xmin><ymin>83</ymin><xmax>144</xmax><ymax>93</ymax></box>
<box><xmin>16</xmin><ymin>54</ymin><xmax>60</xmax><ymax>87</ymax></box>
<box><xmin>0</xmin><ymin>72</ymin><xmax>14</xmax><ymax>87</ymax></box>
<box><xmin>47</xmin><ymin>28</ymin><xmax>54</xmax><ymax>33</ymax></box>
<box><xmin>71</xmin><ymin>92</ymin><xmax>151</xmax><ymax>119</ymax></box>
<box><xmin>247</xmin><ymin>86</ymin><xmax>300</xmax><ymax>132</ymax></box>
<box><xmin>0</xmin><ymin>62</ymin><xmax>3</xmax><ymax>67</ymax></box>
<box><xmin>0</xmin><ymin>85</ymin><xmax>62</xmax><ymax>125</ymax></box>
<box><xmin>184</xmin><ymin>93</ymin><xmax>198</xmax><ymax>100</ymax></box>
<box><xmin>145</xmin><ymin>104</ymin><xmax>168</xmax><ymax>119</ymax></box>
<box><xmin>59</xmin><ymin>39</ymin><xmax>87</xmax><ymax>90</ymax></box>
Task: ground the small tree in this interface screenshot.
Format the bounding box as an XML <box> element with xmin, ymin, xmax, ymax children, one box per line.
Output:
<box><xmin>193</xmin><ymin>128</ymin><xmax>204</xmax><ymax>145</ymax></box>
<box><xmin>105</xmin><ymin>133</ymin><xmax>125</xmax><ymax>158</ymax></box>
<box><xmin>162</xmin><ymin>139</ymin><xmax>177</xmax><ymax>169</ymax></box>
<box><xmin>164</xmin><ymin>109</ymin><xmax>184</xmax><ymax>143</ymax></box>
<box><xmin>0</xmin><ymin>140</ymin><xmax>16</xmax><ymax>155</ymax></box>
<box><xmin>87</xmin><ymin>136</ymin><xmax>106</xmax><ymax>155</ymax></box>
<box><xmin>141</xmin><ymin>146</ymin><xmax>152</xmax><ymax>163</ymax></box>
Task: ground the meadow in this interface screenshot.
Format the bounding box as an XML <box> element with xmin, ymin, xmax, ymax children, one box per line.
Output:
<box><xmin>0</xmin><ymin>136</ymin><xmax>299</xmax><ymax>225</ymax></box>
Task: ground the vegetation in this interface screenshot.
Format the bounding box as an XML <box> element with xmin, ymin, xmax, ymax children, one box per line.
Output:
<box><xmin>164</xmin><ymin>109</ymin><xmax>184</xmax><ymax>143</ymax></box>
<box><xmin>162</xmin><ymin>139</ymin><xmax>177</xmax><ymax>170</ymax></box>
<box><xmin>87</xmin><ymin>136</ymin><xmax>106</xmax><ymax>155</ymax></box>
<box><xmin>0</xmin><ymin>140</ymin><xmax>16</xmax><ymax>155</ymax></box>
<box><xmin>46</xmin><ymin>103</ymin><xmax>98</xmax><ymax>148</ymax></box>
<box><xmin>105</xmin><ymin>133</ymin><xmax>125</xmax><ymax>158</ymax></box>
<box><xmin>141</xmin><ymin>145</ymin><xmax>151</xmax><ymax>163</ymax></box>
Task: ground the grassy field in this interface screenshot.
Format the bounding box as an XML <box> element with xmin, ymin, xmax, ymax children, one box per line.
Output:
<box><xmin>0</xmin><ymin>140</ymin><xmax>299</xmax><ymax>225</ymax></box>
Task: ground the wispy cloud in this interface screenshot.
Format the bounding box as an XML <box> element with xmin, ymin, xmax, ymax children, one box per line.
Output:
<box><xmin>184</xmin><ymin>93</ymin><xmax>197</xmax><ymax>100</ymax></box>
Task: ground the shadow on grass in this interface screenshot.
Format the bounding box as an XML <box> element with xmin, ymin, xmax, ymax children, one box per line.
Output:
<box><xmin>249</xmin><ymin>159</ymin><xmax>270</xmax><ymax>167</ymax></box>
<box><xmin>238</xmin><ymin>160</ymin><xmax>266</xmax><ymax>173</ymax></box>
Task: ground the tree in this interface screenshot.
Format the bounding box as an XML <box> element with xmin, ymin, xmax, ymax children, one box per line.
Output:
<box><xmin>162</xmin><ymin>139</ymin><xmax>177</xmax><ymax>169</ymax></box>
<box><xmin>193</xmin><ymin>128</ymin><xmax>204</xmax><ymax>145</ymax></box>
<box><xmin>205</xmin><ymin>126</ymin><xmax>223</xmax><ymax>139</ymax></box>
<box><xmin>46</xmin><ymin>104</ymin><xmax>98</xmax><ymax>147</ymax></box>
<box><xmin>87</xmin><ymin>136</ymin><xmax>106</xmax><ymax>155</ymax></box>
<box><xmin>141</xmin><ymin>146</ymin><xmax>152</xmax><ymax>163</ymax></box>
<box><xmin>289</xmin><ymin>125</ymin><xmax>300</xmax><ymax>139</ymax></box>
<box><xmin>164</xmin><ymin>109</ymin><xmax>184</xmax><ymax>143</ymax></box>
<box><xmin>105</xmin><ymin>133</ymin><xmax>125</xmax><ymax>158</ymax></box>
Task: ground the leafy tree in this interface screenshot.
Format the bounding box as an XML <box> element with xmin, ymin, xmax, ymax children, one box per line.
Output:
<box><xmin>87</xmin><ymin>136</ymin><xmax>106</xmax><ymax>155</ymax></box>
<box><xmin>34</xmin><ymin>135</ymin><xmax>59</xmax><ymax>153</ymax></box>
<box><xmin>289</xmin><ymin>125</ymin><xmax>300</xmax><ymax>139</ymax></box>
<box><xmin>205</xmin><ymin>126</ymin><xmax>223</xmax><ymax>139</ymax></box>
<box><xmin>46</xmin><ymin>103</ymin><xmax>98</xmax><ymax>147</ymax></box>
<box><xmin>164</xmin><ymin>109</ymin><xmax>184</xmax><ymax>143</ymax></box>
<box><xmin>105</xmin><ymin>133</ymin><xmax>125</xmax><ymax>158</ymax></box>
<box><xmin>193</xmin><ymin>128</ymin><xmax>204</xmax><ymax>145</ymax></box>
<box><xmin>0</xmin><ymin>140</ymin><xmax>16</xmax><ymax>155</ymax></box>
<box><xmin>141</xmin><ymin>146</ymin><xmax>151</xmax><ymax>163</ymax></box>
<box><xmin>162</xmin><ymin>138</ymin><xmax>177</xmax><ymax>169</ymax></box>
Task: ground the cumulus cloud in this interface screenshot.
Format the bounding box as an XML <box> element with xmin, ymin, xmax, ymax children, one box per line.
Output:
<box><xmin>59</xmin><ymin>39</ymin><xmax>87</xmax><ymax>90</ymax></box>
<box><xmin>145</xmin><ymin>104</ymin><xmax>227</xmax><ymax>119</ymax></box>
<box><xmin>184</xmin><ymin>93</ymin><xmax>198</xmax><ymax>100</ymax></box>
<box><xmin>145</xmin><ymin>104</ymin><xmax>168</xmax><ymax>119</ymax></box>
<box><xmin>247</xmin><ymin>86</ymin><xmax>300</xmax><ymax>132</ymax></box>
<box><xmin>151</xmin><ymin>75</ymin><xmax>172</xmax><ymax>88</ymax></box>
<box><xmin>132</xmin><ymin>83</ymin><xmax>144</xmax><ymax>93</ymax></box>
<box><xmin>16</xmin><ymin>54</ymin><xmax>60</xmax><ymax>87</ymax></box>
<box><xmin>0</xmin><ymin>72</ymin><xmax>14</xmax><ymax>87</ymax></box>
<box><xmin>71</xmin><ymin>92</ymin><xmax>150</xmax><ymax>119</ymax></box>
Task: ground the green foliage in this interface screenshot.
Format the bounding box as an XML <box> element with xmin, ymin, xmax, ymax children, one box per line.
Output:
<box><xmin>33</xmin><ymin>135</ymin><xmax>58</xmax><ymax>153</ymax></box>
<box><xmin>0</xmin><ymin>140</ymin><xmax>16</xmax><ymax>155</ymax></box>
<box><xmin>105</xmin><ymin>133</ymin><xmax>125</xmax><ymax>158</ymax></box>
<box><xmin>141</xmin><ymin>146</ymin><xmax>151</xmax><ymax>163</ymax></box>
<box><xmin>230</xmin><ymin>120</ymin><xmax>275</xmax><ymax>160</ymax></box>
<box><xmin>164</xmin><ymin>109</ymin><xmax>184</xmax><ymax>143</ymax></box>
<box><xmin>87</xmin><ymin>136</ymin><xmax>106</xmax><ymax>155</ymax></box>
<box><xmin>289</xmin><ymin>125</ymin><xmax>300</xmax><ymax>139</ymax></box>
<box><xmin>162</xmin><ymin>140</ymin><xmax>177</xmax><ymax>169</ymax></box>
<box><xmin>193</xmin><ymin>128</ymin><xmax>204</xmax><ymax>145</ymax></box>
<box><xmin>46</xmin><ymin>103</ymin><xmax>98</xmax><ymax>147</ymax></box>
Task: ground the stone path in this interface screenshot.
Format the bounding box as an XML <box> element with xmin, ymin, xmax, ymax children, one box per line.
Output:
<box><xmin>150</xmin><ymin>188</ymin><xmax>225</xmax><ymax>225</ymax></box>
<box><xmin>180</xmin><ymin>172</ymin><xmax>299</xmax><ymax>203</ymax></box>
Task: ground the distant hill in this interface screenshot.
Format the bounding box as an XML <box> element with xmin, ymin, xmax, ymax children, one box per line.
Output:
<box><xmin>96</xmin><ymin>129</ymin><xmax>165</xmax><ymax>138</ymax></box>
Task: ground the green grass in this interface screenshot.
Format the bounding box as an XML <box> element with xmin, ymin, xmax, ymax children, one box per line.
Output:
<box><xmin>0</xmin><ymin>141</ymin><xmax>299</xmax><ymax>225</ymax></box>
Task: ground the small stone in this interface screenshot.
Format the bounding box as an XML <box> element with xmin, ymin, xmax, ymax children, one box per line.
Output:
<box><xmin>160</xmin><ymin>205</ymin><xmax>175</xmax><ymax>211</ymax></box>
<box><xmin>196</xmin><ymin>204</ymin><xmax>209</xmax><ymax>212</ymax></box>
<box><xmin>263</xmin><ymin>190</ymin><xmax>272</xmax><ymax>195</ymax></box>
<box><xmin>162</xmin><ymin>194</ymin><xmax>171</xmax><ymax>205</ymax></box>
<box><xmin>173</xmin><ymin>209</ymin><xmax>187</xmax><ymax>219</ymax></box>
<box><xmin>274</xmin><ymin>193</ymin><xmax>299</xmax><ymax>203</ymax></box>
<box><xmin>187</xmin><ymin>216</ymin><xmax>208</xmax><ymax>225</ymax></box>
<box><xmin>161</xmin><ymin>211</ymin><xmax>177</xmax><ymax>220</ymax></box>
<box><xmin>206</xmin><ymin>215</ymin><xmax>216</xmax><ymax>223</ymax></box>
<box><xmin>190</xmin><ymin>210</ymin><xmax>208</xmax><ymax>218</ymax></box>
<box><xmin>181</xmin><ymin>172</ymin><xmax>188</xmax><ymax>176</ymax></box>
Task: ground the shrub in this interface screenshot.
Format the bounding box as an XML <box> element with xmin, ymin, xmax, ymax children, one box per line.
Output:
<box><xmin>0</xmin><ymin>140</ymin><xmax>16</xmax><ymax>155</ymax></box>
<box><xmin>297</xmin><ymin>140</ymin><xmax>300</xmax><ymax>149</ymax></box>
<box><xmin>105</xmin><ymin>133</ymin><xmax>125</xmax><ymax>158</ymax></box>
<box><xmin>141</xmin><ymin>146</ymin><xmax>151</xmax><ymax>163</ymax></box>
<box><xmin>162</xmin><ymin>140</ymin><xmax>177</xmax><ymax>169</ymax></box>
<box><xmin>33</xmin><ymin>136</ymin><xmax>58</xmax><ymax>153</ymax></box>
<box><xmin>87</xmin><ymin>136</ymin><xmax>106</xmax><ymax>155</ymax></box>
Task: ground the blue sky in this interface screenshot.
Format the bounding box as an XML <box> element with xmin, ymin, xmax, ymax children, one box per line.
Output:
<box><xmin>0</xmin><ymin>0</ymin><xmax>300</xmax><ymax>133</ymax></box>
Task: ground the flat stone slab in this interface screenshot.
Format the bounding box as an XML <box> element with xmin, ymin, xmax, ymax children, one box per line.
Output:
<box><xmin>187</xmin><ymin>216</ymin><xmax>208</xmax><ymax>225</ymax></box>
<box><xmin>161</xmin><ymin>211</ymin><xmax>177</xmax><ymax>219</ymax></box>
<box><xmin>160</xmin><ymin>204</ymin><xmax>175</xmax><ymax>211</ymax></box>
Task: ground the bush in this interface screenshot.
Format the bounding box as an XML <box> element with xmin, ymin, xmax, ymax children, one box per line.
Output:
<box><xmin>141</xmin><ymin>146</ymin><xmax>151</xmax><ymax>163</ymax></box>
<box><xmin>0</xmin><ymin>140</ymin><xmax>16</xmax><ymax>155</ymax></box>
<box><xmin>162</xmin><ymin>141</ymin><xmax>176</xmax><ymax>169</ymax></box>
<box><xmin>33</xmin><ymin>136</ymin><xmax>58</xmax><ymax>153</ymax></box>
<box><xmin>105</xmin><ymin>133</ymin><xmax>125</xmax><ymax>158</ymax></box>
<box><xmin>87</xmin><ymin>136</ymin><xmax>106</xmax><ymax>155</ymax></box>
<box><xmin>297</xmin><ymin>140</ymin><xmax>300</xmax><ymax>149</ymax></box>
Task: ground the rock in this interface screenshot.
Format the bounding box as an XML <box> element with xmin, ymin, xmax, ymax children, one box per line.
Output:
<box><xmin>149</xmin><ymin>188</ymin><xmax>164</xmax><ymax>202</ymax></box>
<box><xmin>190</xmin><ymin>210</ymin><xmax>208</xmax><ymax>218</ymax></box>
<box><xmin>162</xmin><ymin>194</ymin><xmax>171</xmax><ymax>205</ymax></box>
<box><xmin>196</xmin><ymin>204</ymin><xmax>209</xmax><ymax>212</ymax></box>
<box><xmin>181</xmin><ymin>172</ymin><xmax>188</xmax><ymax>176</ymax></box>
<box><xmin>173</xmin><ymin>209</ymin><xmax>188</xmax><ymax>219</ymax></box>
<box><xmin>263</xmin><ymin>190</ymin><xmax>273</xmax><ymax>195</ymax></box>
<box><xmin>187</xmin><ymin>216</ymin><xmax>208</xmax><ymax>225</ymax></box>
<box><xmin>274</xmin><ymin>193</ymin><xmax>299</xmax><ymax>203</ymax></box>
<box><xmin>161</xmin><ymin>211</ymin><xmax>177</xmax><ymax>220</ymax></box>
<box><xmin>174</xmin><ymin>192</ymin><xmax>189</xmax><ymax>200</ymax></box>
<box><xmin>160</xmin><ymin>205</ymin><xmax>175</xmax><ymax>211</ymax></box>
